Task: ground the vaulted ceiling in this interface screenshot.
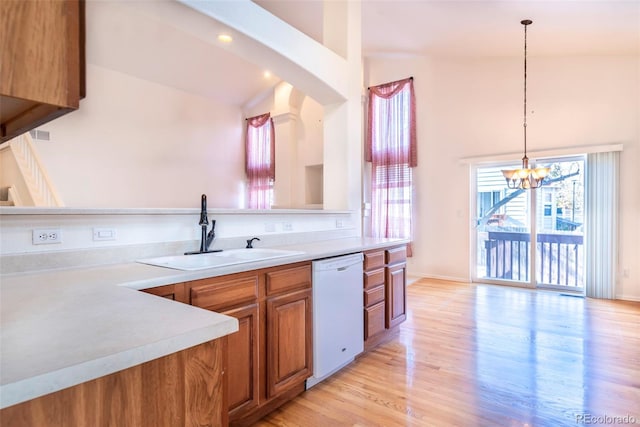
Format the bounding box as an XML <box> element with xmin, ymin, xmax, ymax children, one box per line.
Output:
<box><xmin>88</xmin><ymin>1</ymin><xmax>639</xmax><ymax>108</ymax></box>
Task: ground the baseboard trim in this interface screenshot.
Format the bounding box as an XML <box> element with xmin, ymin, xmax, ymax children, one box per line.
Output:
<box><xmin>615</xmin><ymin>294</ymin><xmax>640</xmax><ymax>302</ymax></box>
<box><xmin>409</xmin><ymin>273</ymin><xmax>470</xmax><ymax>284</ymax></box>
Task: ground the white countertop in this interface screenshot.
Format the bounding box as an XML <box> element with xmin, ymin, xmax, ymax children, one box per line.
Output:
<box><xmin>0</xmin><ymin>237</ymin><xmax>406</xmax><ymax>409</ymax></box>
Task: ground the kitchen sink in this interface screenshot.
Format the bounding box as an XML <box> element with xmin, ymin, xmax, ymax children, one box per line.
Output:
<box><xmin>137</xmin><ymin>248</ymin><xmax>305</xmax><ymax>271</ymax></box>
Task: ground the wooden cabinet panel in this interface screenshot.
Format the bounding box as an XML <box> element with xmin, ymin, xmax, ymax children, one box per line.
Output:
<box><xmin>183</xmin><ymin>261</ymin><xmax>313</xmax><ymax>425</ymax></box>
<box><xmin>0</xmin><ymin>0</ymin><xmax>85</xmax><ymax>142</ymax></box>
<box><xmin>364</xmin><ymin>250</ymin><xmax>385</xmax><ymax>270</ymax></box>
<box><xmin>386</xmin><ymin>246</ymin><xmax>407</xmax><ymax>265</ymax></box>
<box><xmin>364</xmin><ymin>284</ymin><xmax>385</xmax><ymax>307</ymax></box>
<box><xmin>265</xmin><ymin>264</ymin><xmax>311</xmax><ymax>296</ymax></box>
<box><xmin>386</xmin><ymin>263</ymin><xmax>407</xmax><ymax>328</ymax></box>
<box><xmin>364</xmin><ymin>268</ymin><xmax>385</xmax><ymax>289</ymax></box>
<box><xmin>0</xmin><ymin>339</ymin><xmax>227</xmax><ymax>427</ymax></box>
<box><xmin>364</xmin><ymin>301</ymin><xmax>386</xmax><ymax>340</ymax></box>
<box><xmin>224</xmin><ymin>304</ymin><xmax>259</xmax><ymax>417</ymax></box>
<box><xmin>363</xmin><ymin>244</ymin><xmax>408</xmax><ymax>351</ymax></box>
<box><xmin>266</xmin><ymin>289</ymin><xmax>312</xmax><ymax>398</ymax></box>
<box><xmin>141</xmin><ymin>283</ymin><xmax>186</xmax><ymax>303</ymax></box>
<box><xmin>190</xmin><ymin>276</ymin><xmax>259</xmax><ymax>311</ymax></box>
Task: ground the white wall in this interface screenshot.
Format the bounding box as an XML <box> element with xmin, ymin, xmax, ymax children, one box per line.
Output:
<box><xmin>365</xmin><ymin>54</ymin><xmax>640</xmax><ymax>300</ymax></box>
<box><xmin>35</xmin><ymin>64</ymin><xmax>245</xmax><ymax>208</ymax></box>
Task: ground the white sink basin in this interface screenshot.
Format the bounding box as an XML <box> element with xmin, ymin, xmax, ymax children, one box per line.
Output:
<box><xmin>137</xmin><ymin>248</ymin><xmax>305</xmax><ymax>271</ymax></box>
<box><xmin>213</xmin><ymin>248</ymin><xmax>303</xmax><ymax>260</ymax></box>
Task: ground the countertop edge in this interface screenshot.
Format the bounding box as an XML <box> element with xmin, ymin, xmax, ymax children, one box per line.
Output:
<box><xmin>0</xmin><ymin>319</ymin><xmax>238</xmax><ymax>409</ymax></box>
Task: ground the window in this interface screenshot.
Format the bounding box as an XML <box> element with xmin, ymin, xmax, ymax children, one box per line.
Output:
<box><xmin>366</xmin><ymin>77</ymin><xmax>417</xmax><ymax>251</ymax></box>
<box><xmin>245</xmin><ymin>113</ymin><xmax>274</xmax><ymax>209</ymax></box>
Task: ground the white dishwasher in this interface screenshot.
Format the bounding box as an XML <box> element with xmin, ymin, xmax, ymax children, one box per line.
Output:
<box><xmin>306</xmin><ymin>252</ymin><xmax>364</xmax><ymax>389</ymax></box>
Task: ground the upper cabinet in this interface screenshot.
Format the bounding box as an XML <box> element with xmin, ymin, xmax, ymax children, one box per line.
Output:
<box><xmin>0</xmin><ymin>0</ymin><xmax>85</xmax><ymax>143</ymax></box>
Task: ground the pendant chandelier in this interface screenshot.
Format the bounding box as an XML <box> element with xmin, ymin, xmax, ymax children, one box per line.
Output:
<box><xmin>502</xmin><ymin>19</ymin><xmax>549</xmax><ymax>190</ymax></box>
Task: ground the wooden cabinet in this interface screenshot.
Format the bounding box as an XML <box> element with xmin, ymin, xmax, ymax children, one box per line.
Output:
<box><xmin>0</xmin><ymin>339</ymin><xmax>228</xmax><ymax>427</ymax></box>
<box><xmin>184</xmin><ymin>262</ymin><xmax>312</xmax><ymax>427</ymax></box>
<box><xmin>0</xmin><ymin>0</ymin><xmax>85</xmax><ymax>143</ymax></box>
<box><xmin>363</xmin><ymin>245</ymin><xmax>407</xmax><ymax>351</ymax></box>
<box><xmin>185</xmin><ymin>272</ymin><xmax>260</xmax><ymax>422</ymax></box>
<box><xmin>224</xmin><ymin>303</ymin><xmax>259</xmax><ymax>416</ymax></box>
<box><xmin>141</xmin><ymin>282</ymin><xmax>186</xmax><ymax>302</ymax></box>
<box><xmin>387</xmin><ymin>262</ymin><xmax>407</xmax><ymax>328</ymax></box>
<box><xmin>265</xmin><ymin>272</ymin><xmax>312</xmax><ymax>398</ymax></box>
<box><xmin>363</xmin><ymin>250</ymin><xmax>386</xmax><ymax>342</ymax></box>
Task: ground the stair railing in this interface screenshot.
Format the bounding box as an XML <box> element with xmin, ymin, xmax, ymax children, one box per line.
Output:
<box><xmin>0</xmin><ymin>133</ymin><xmax>64</xmax><ymax>207</ymax></box>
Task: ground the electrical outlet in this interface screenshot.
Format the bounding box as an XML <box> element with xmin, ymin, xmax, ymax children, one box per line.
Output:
<box><xmin>336</xmin><ymin>220</ymin><xmax>344</xmax><ymax>228</ymax></box>
<box><xmin>32</xmin><ymin>228</ymin><xmax>62</xmax><ymax>245</ymax></box>
<box><xmin>282</xmin><ymin>222</ymin><xmax>293</xmax><ymax>231</ymax></box>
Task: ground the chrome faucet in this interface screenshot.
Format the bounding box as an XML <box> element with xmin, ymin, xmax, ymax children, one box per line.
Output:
<box><xmin>185</xmin><ymin>194</ymin><xmax>222</xmax><ymax>255</ymax></box>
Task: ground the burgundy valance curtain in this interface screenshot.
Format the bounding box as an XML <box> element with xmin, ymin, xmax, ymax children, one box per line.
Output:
<box><xmin>245</xmin><ymin>113</ymin><xmax>275</xmax><ymax>180</ymax></box>
<box><xmin>365</xmin><ymin>77</ymin><xmax>417</xmax><ymax>167</ymax></box>
<box><xmin>245</xmin><ymin>113</ymin><xmax>275</xmax><ymax>209</ymax></box>
<box><xmin>365</xmin><ymin>77</ymin><xmax>416</xmax><ymax>256</ymax></box>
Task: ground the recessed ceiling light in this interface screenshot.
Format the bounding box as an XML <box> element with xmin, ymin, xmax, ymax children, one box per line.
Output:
<box><xmin>218</xmin><ymin>34</ymin><xmax>233</xmax><ymax>43</ymax></box>
<box><xmin>263</xmin><ymin>70</ymin><xmax>272</xmax><ymax>78</ymax></box>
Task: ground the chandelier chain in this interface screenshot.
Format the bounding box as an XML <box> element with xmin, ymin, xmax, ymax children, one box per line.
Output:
<box><xmin>523</xmin><ymin>20</ymin><xmax>528</xmax><ymax>159</ymax></box>
<box><xmin>501</xmin><ymin>19</ymin><xmax>549</xmax><ymax>190</ymax></box>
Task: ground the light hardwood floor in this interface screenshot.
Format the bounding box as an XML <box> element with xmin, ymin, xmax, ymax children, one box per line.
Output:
<box><xmin>254</xmin><ymin>279</ymin><xmax>640</xmax><ymax>426</ymax></box>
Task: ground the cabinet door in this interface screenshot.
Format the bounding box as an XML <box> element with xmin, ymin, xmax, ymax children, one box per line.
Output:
<box><xmin>224</xmin><ymin>304</ymin><xmax>260</xmax><ymax>418</ymax></box>
<box><xmin>0</xmin><ymin>0</ymin><xmax>85</xmax><ymax>142</ymax></box>
<box><xmin>386</xmin><ymin>263</ymin><xmax>407</xmax><ymax>328</ymax></box>
<box><xmin>266</xmin><ymin>289</ymin><xmax>312</xmax><ymax>398</ymax></box>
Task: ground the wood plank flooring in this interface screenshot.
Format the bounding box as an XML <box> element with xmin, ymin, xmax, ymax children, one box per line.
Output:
<box><xmin>254</xmin><ymin>279</ymin><xmax>640</xmax><ymax>426</ymax></box>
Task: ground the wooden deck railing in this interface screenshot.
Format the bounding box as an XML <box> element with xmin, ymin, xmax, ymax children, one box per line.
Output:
<box><xmin>484</xmin><ymin>231</ymin><xmax>584</xmax><ymax>287</ymax></box>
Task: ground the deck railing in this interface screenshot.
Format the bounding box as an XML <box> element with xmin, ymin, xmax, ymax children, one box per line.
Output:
<box><xmin>484</xmin><ymin>231</ymin><xmax>584</xmax><ymax>287</ymax></box>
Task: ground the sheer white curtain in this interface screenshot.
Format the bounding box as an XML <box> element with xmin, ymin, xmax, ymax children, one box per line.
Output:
<box><xmin>584</xmin><ymin>151</ymin><xmax>619</xmax><ymax>298</ymax></box>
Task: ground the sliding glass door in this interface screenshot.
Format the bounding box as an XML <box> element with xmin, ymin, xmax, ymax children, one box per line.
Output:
<box><xmin>475</xmin><ymin>165</ymin><xmax>532</xmax><ymax>286</ymax></box>
<box><xmin>474</xmin><ymin>157</ymin><xmax>585</xmax><ymax>291</ymax></box>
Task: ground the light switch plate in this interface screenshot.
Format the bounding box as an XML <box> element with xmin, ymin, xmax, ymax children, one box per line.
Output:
<box><xmin>93</xmin><ymin>228</ymin><xmax>117</xmax><ymax>241</ymax></box>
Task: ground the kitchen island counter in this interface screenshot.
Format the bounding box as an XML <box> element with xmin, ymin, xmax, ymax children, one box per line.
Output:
<box><xmin>0</xmin><ymin>236</ymin><xmax>407</xmax><ymax>409</ymax></box>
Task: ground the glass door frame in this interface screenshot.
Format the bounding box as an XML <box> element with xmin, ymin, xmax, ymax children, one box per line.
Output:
<box><xmin>470</xmin><ymin>161</ymin><xmax>536</xmax><ymax>289</ymax></box>
<box><xmin>470</xmin><ymin>155</ymin><xmax>585</xmax><ymax>292</ymax></box>
<box><xmin>534</xmin><ymin>155</ymin><xmax>585</xmax><ymax>294</ymax></box>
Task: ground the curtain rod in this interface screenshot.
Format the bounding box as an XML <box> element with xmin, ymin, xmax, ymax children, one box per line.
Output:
<box><xmin>367</xmin><ymin>76</ymin><xmax>413</xmax><ymax>90</ymax></box>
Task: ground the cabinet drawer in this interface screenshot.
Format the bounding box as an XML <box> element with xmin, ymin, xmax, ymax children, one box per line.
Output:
<box><xmin>386</xmin><ymin>246</ymin><xmax>407</xmax><ymax>265</ymax></box>
<box><xmin>364</xmin><ymin>268</ymin><xmax>385</xmax><ymax>289</ymax></box>
<box><xmin>364</xmin><ymin>284</ymin><xmax>385</xmax><ymax>307</ymax></box>
<box><xmin>364</xmin><ymin>250</ymin><xmax>385</xmax><ymax>270</ymax></box>
<box><xmin>364</xmin><ymin>301</ymin><xmax>386</xmax><ymax>340</ymax></box>
<box><xmin>142</xmin><ymin>283</ymin><xmax>186</xmax><ymax>303</ymax></box>
<box><xmin>190</xmin><ymin>276</ymin><xmax>258</xmax><ymax>311</ymax></box>
<box><xmin>266</xmin><ymin>264</ymin><xmax>311</xmax><ymax>296</ymax></box>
